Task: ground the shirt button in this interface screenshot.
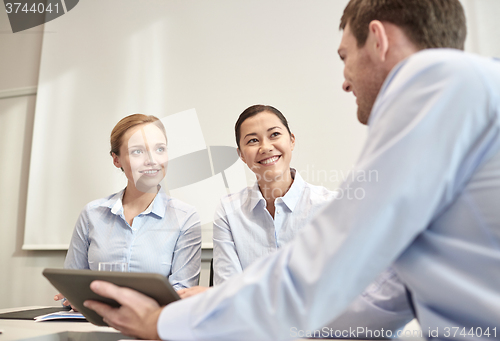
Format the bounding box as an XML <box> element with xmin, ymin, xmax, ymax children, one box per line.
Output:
<box><xmin>277</xmin><ymin>210</ymin><xmax>281</xmax><ymax>214</ymax></box>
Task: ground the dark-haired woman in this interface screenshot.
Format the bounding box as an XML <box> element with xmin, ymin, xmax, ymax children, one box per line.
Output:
<box><xmin>178</xmin><ymin>105</ymin><xmax>412</xmax><ymax>335</ymax></box>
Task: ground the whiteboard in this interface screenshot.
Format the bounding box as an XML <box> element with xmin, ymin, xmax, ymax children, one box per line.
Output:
<box><xmin>23</xmin><ymin>0</ymin><xmax>368</xmax><ymax>249</ymax></box>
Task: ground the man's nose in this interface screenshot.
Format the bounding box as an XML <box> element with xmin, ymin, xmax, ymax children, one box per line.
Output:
<box><xmin>342</xmin><ymin>80</ymin><xmax>352</xmax><ymax>92</ymax></box>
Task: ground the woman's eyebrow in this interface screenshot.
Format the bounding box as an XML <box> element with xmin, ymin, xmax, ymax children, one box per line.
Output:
<box><xmin>244</xmin><ymin>132</ymin><xmax>257</xmax><ymax>139</ymax></box>
<box><xmin>128</xmin><ymin>144</ymin><xmax>144</xmax><ymax>149</ymax></box>
<box><xmin>244</xmin><ymin>126</ymin><xmax>282</xmax><ymax>139</ymax></box>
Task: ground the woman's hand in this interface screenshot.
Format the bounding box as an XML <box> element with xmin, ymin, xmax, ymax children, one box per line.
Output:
<box><xmin>177</xmin><ymin>286</ymin><xmax>209</xmax><ymax>299</ymax></box>
<box><xmin>54</xmin><ymin>293</ymin><xmax>78</xmax><ymax>311</ymax></box>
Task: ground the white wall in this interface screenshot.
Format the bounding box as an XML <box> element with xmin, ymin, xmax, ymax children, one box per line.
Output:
<box><xmin>1</xmin><ymin>0</ymin><xmax>499</xmax><ymax>310</ymax></box>
<box><xmin>0</xmin><ymin>13</ymin><xmax>61</xmax><ymax>308</ymax></box>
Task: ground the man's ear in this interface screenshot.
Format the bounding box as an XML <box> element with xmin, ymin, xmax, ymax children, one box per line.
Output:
<box><xmin>367</xmin><ymin>20</ymin><xmax>389</xmax><ymax>63</ymax></box>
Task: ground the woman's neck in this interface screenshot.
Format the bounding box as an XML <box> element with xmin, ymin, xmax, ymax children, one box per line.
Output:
<box><xmin>257</xmin><ymin>170</ymin><xmax>294</xmax><ymax>217</ymax></box>
<box><xmin>122</xmin><ymin>183</ymin><xmax>158</xmax><ymax>225</ymax></box>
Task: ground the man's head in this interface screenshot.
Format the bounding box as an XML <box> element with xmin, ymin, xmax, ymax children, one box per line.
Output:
<box><xmin>338</xmin><ymin>0</ymin><xmax>467</xmax><ymax>124</ymax></box>
<box><xmin>340</xmin><ymin>0</ymin><xmax>466</xmax><ymax>51</ymax></box>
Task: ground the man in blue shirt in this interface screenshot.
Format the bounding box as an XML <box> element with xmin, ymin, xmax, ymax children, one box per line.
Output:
<box><xmin>85</xmin><ymin>0</ymin><xmax>500</xmax><ymax>340</ymax></box>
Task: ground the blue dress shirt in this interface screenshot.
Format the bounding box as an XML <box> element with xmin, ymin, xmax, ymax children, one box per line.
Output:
<box><xmin>157</xmin><ymin>49</ymin><xmax>500</xmax><ymax>340</ymax></box>
<box><xmin>64</xmin><ymin>187</ymin><xmax>201</xmax><ymax>290</ymax></box>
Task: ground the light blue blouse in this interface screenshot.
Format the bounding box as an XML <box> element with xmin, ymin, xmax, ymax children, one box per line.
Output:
<box><xmin>213</xmin><ymin>169</ymin><xmax>336</xmax><ymax>284</ymax></box>
<box><xmin>64</xmin><ymin>187</ymin><xmax>201</xmax><ymax>290</ymax></box>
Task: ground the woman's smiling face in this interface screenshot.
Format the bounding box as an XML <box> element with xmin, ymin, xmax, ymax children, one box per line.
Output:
<box><xmin>238</xmin><ymin>111</ymin><xmax>295</xmax><ymax>183</ymax></box>
<box><xmin>113</xmin><ymin>122</ymin><xmax>168</xmax><ymax>193</ymax></box>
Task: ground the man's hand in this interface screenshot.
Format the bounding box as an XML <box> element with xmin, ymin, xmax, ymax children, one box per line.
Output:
<box><xmin>84</xmin><ymin>280</ymin><xmax>163</xmax><ymax>340</ymax></box>
<box><xmin>177</xmin><ymin>285</ymin><xmax>209</xmax><ymax>299</ymax></box>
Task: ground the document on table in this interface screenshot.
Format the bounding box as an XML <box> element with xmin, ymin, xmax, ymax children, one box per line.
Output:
<box><xmin>35</xmin><ymin>309</ymin><xmax>86</xmax><ymax>322</ymax></box>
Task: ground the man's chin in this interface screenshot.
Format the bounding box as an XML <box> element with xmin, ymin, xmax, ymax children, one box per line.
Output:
<box><xmin>357</xmin><ymin>108</ymin><xmax>370</xmax><ymax>125</ymax></box>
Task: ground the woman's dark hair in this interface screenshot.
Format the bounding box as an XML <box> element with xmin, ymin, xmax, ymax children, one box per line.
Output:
<box><xmin>235</xmin><ymin>105</ymin><xmax>292</xmax><ymax>149</ymax></box>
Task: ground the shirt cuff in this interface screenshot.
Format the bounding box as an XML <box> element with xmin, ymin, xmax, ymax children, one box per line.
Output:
<box><xmin>157</xmin><ymin>299</ymin><xmax>195</xmax><ymax>341</ymax></box>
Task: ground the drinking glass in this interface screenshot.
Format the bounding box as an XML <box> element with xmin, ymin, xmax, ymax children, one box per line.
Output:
<box><xmin>98</xmin><ymin>262</ymin><xmax>128</xmax><ymax>272</ymax></box>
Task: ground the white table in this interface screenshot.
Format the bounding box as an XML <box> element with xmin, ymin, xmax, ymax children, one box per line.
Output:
<box><xmin>0</xmin><ymin>319</ymin><xmax>127</xmax><ymax>341</ymax></box>
<box><xmin>0</xmin><ymin>307</ymin><xmax>425</xmax><ymax>341</ymax></box>
<box><xmin>0</xmin><ymin>306</ymin><xmax>125</xmax><ymax>341</ymax></box>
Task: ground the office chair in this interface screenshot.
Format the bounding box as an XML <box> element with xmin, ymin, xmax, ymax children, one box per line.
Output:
<box><xmin>209</xmin><ymin>258</ymin><xmax>214</xmax><ymax>287</ymax></box>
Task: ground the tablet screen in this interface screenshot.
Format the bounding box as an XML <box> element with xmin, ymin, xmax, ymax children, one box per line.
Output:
<box><xmin>43</xmin><ymin>268</ymin><xmax>180</xmax><ymax>326</ymax></box>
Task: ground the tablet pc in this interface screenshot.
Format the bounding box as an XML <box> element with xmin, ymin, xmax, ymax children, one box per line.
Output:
<box><xmin>43</xmin><ymin>268</ymin><xmax>180</xmax><ymax>326</ymax></box>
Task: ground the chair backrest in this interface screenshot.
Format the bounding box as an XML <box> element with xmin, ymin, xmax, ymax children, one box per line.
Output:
<box><xmin>209</xmin><ymin>258</ymin><xmax>214</xmax><ymax>287</ymax></box>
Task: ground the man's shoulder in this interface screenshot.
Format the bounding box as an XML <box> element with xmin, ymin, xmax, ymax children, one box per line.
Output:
<box><xmin>381</xmin><ymin>49</ymin><xmax>498</xmax><ymax>103</ymax></box>
<box><xmin>402</xmin><ymin>49</ymin><xmax>493</xmax><ymax>80</ymax></box>
<box><xmin>411</xmin><ymin>48</ymin><xmax>466</xmax><ymax>62</ymax></box>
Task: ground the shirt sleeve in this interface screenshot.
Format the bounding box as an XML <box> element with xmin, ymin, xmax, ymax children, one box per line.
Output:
<box><xmin>157</xmin><ymin>53</ymin><xmax>495</xmax><ymax>340</ymax></box>
<box><xmin>212</xmin><ymin>199</ymin><xmax>243</xmax><ymax>285</ymax></box>
<box><xmin>64</xmin><ymin>206</ymin><xmax>91</xmax><ymax>269</ymax></box>
<box><xmin>169</xmin><ymin>207</ymin><xmax>202</xmax><ymax>290</ymax></box>
<box><xmin>325</xmin><ymin>268</ymin><xmax>413</xmax><ymax>335</ymax></box>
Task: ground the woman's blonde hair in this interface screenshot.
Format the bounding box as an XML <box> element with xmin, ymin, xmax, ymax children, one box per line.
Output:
<box><xmin>110</xmin><ymin>114</ymin><xmax>167</xmax><ymax>156</ymax></box>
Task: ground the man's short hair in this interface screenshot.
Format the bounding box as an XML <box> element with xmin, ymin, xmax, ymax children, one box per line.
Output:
<box><xmin>339</xmin><ymin>0</ymin><xmax>467</xmax><ymax>50</ymax></box>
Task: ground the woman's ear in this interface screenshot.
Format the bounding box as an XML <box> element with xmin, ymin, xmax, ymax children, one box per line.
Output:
<box><xmin>112</xmin><ymin>152</ymin><xmax>122</xmax><ymax>169</ymax></box>
<box><xmin>290</xmin><ymin>133</ymin><xmax>296</xmax><ymax>151</ymax></box>
<box><xmin>237</xmin><ymin>148</ymin><xmax>246</xmax><ymax>164</ymax></box>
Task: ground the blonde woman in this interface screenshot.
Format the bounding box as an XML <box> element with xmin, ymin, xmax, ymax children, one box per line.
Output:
<box><xmin>56</xmin><ymin>114</ymin><xmax>201</xmax><ymax>307</ymax></box>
